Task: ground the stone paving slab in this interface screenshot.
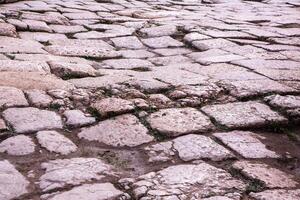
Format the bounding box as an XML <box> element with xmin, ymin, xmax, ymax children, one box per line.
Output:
<box><xmin>1</xmin><ymin>0</ymin><xmax>300</xmax><ymax>199</ymax></box>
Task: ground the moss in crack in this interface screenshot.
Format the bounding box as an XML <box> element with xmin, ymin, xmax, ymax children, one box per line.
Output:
<box><xmin>87</xmin><ymin>107</ymin><xmax>101</xmax><ymax>120</ymax></box>
<box><xmin>287</xmin><ymin>131</ymin><xmax>300</xmax><ymax>143</ymax></box>
<box><xmin>246</xmin><ymin>179</ymin><xmax>265</xmax><ymax>193</ymax></box>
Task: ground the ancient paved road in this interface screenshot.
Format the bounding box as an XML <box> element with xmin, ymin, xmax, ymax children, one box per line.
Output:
<box><xmin>0</xmin><ymin>0</ymin><xmax>300</xmax><ymax>199</ymax></box>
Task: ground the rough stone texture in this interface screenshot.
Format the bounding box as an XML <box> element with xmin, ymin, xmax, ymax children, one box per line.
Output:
<box><xmin>42</xmin><ymin>183</ymin><xmax>125</xmax><ymax>200</ymax></box>
<box><xmin>0</xmin><ymin>72</ymin><xmax>74</xmax><ymax>91</ymax></box>
<box><xmin>233</xmin><ymin>161</ymin><xmax>298</xmax><ymax>188</ymax></box>
<box><xmin>202</xmin><ymin>101</ymin><xmax>287</xmax><ymax>129</ymax></box>
<box><xmin>78</xmin><ymin>114</ymin><xmax>154</xmax><ymax>147</ymax></box>
<box><xmin>130</xmin><ymin>163</ymin><xmax>246</xmax><ymax>198</ymax></box>
<box><xmin>0</xmin><ymin>135</ymin><xmax>35</xmax><ymax>156</ymax></box>
<box><xmin>145</xmin><ymin>134</ymin><xmax>234</xmax><ymax>162</ymax></box>
<box><xmin>91</xmin><ymin>97</ymin><xmax>135</xmax><ymax>117</ymax></box>
<box><xmin>64</xmin><ymin>110</ymin><xmax>96</xmax><ymax>127</ymax></box>
<box><xmin>111</xmin><ymin>36</ymin><xmax>144</xmax><ymax>49</ymax></box>
<box><xmin>0</xmin><ymin>36</ymin><xmax>45</xmax><ymax>54</ymax></box>
<box><xmin>39</xmin><ymin>158</ymin><xmax>113</xmax><ymax>191</ymax></box>
<box><xmin>0</xmin><ymin>86</ymin><xmax>28</xmax><ymax>109</ymax></box>
<box><xmin>0</xmin><ymin>160</ymin><xmax>29</xmax><ymax>200</ymax></box>
<box><xmin>0</xmin><ymin>118</ymin><xmax>7</xmax><ymax>131</ymax></box>
<box><xmin>25</xmin><ymin>89</ymin><xmax>53</xmax><ymax>108</ymax></box>
<box><xmin>3</xmin><ymin>107</ymin><xmax>63</xmax><ymax>134</ymax></box>
<box><xmin>0</xmin><ymin>60</ymin><xmax>50</xmax><ymax>73</ymax></box>
<box><xmin>250</xmin><ymin>189</ymin><xmax>300</xmax><ymax>200</ymax></box>
<box><xmin>0</xmin><ymin>23</ymin><xmax>17</xmax><ymax>37</ymax></box>
<box><xmin>48</xmin><ymin>61</ymin><xmax>97</xmax><ymax>78</ymax></box>
<box><xmin>37</xmin><ymin>131</ymin><xmax>77</xmax><ymax>155</ymax></box>
<box><xmin>213</xmin><ymin>131</ymin><xmax>279</xmax><ymax>158</ymax></box>
<box><xmin>146</xmin><ymin>107</ymin><xmax>214</xmax><ymax>137</ymax></box>
<box><xmin>141</xmin><ymin>36</ymin><xmax>184</xmax><ymax>48</ymax></box>
<box><xmin>98</xmin><ymin>58</ymin><xmax>154</xmax><ymax>70</ymax></box>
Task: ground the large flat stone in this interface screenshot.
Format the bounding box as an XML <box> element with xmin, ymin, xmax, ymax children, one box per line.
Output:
<box><xmin>42</xmin><ymin>183</ymin><xmax>125</xmax><ymax>200</ymax></box>
<box><xmin>0</xmin><ymin>86</ymin><xmax>28</xmax><ymax>109</ymax></box>
<box><xmin>3</xmin><ymin>107</ymin><xmax>63</xmax><ymax>134</ymax></box>
<box><xmin>37</xmin><ymin>131</ymin><xmax>77</xmax><ymax>155</ymax></box>
<box><xmin>213</xmin><ymin>131</ymin><xmax>279</xmax><ymax>158</ymax></box>
<box><xmin>250</xmin><ymin>189</ymin><xmax>300</xmax><ymax>200</ymax></box>
<box><xmin>0</xmin><ymin>160</ymin><xmax>29</xmax><ymax>200</ymax></box>
<box><xmin>0</xmin><ymin>60</ymin><xmax>50</xmax><ymax>73</ymax></box>
<box><xmin>129</xmin><ymin>163</ymin><xmax>246</xmax><ymax>198</ymax></box>
<box><xmin>0</xmin><ymin>72</ymin><xmax>74</xmax><ymax>91</ymax></box>
<box><xmin>202</xmin><ymin>101</ymin><xmax>287</xmax><ymax>129</ymax></box>
<box><xmin>146</xmin><ymin>107</ymin><xmax>214</xmax><ymax>137</ymax></box>
<box><xmin>141</xmin><ymin>36</ymin><xmax>184</xmax><ymax>48</ymax></box>
<box><xmin>91</xmin><ymin>97</ymin><xmax>135</xmax><ymax>117</ymax></box>
<box><xmin>145</xmin><ymin>134</ymin><xmax>234</xmax><ymax>162</ymax></box>
<box><xmin>0</xmin><ymin>36</ymin><xmax>46</xmax><ymax>54</ymax></box>
<box><xmin>233</xmin><ymin>161</ymin><xmax>298</xmax><ymax>188</ymax></box>
<box><xmin>0</xmin><ymin>135</ymin><xmax>35</xmax><ymax>156</ymax></box>
<box><xmin>39</xmin><ymin>158</ymin><xmax>113</xmax><ymax>191</ymax></box>
<box><xmin>78</xmin><ymin>114</ymin><xmax>154</xmax><ymax>147</ymax></box>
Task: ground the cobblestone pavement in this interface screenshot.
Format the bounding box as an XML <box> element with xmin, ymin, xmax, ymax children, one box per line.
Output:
<box><xmin>0</xmin><ymin>0</ymin><xmax>300</xmax><ymax>199</ymax></box>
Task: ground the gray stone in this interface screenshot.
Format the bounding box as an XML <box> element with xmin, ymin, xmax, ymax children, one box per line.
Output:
<box><xmin>45</xmin><ymin>45</ymin><xmax>121</xmax><ymax>59</ymax></box>
<box><xmin>146</xmin><ymin>107</ymin><xmax>214</xmax><ymax>137</ymax></box>
<box><xmin>233</xmin><ymin>161</ymin><xmax>298</xmax><ymax>188</ymax></box>
<box><xmin>141</xmin><ymin>36</ymin><xmax>184</xmax><ymax>48</ymax></box>
<box><xmin>48</xmin><ymin>61</ymin><xmax>97</xmax><ymax>78</ymax></box>
<box><xmin>42</xmin><ymin>183</ymin><xmax>124</xmax><ymax>200</ymax></box>
<box><xmin>0</xmin><ymin>60</ymin><xmax>50</xmax><ymax>73</ymax></box>
<box><xmin>91</xmin><ymin>97</ymin><xmax>135</xmax><ymax>117</ymax></box>
<box><xmin>39</xmin><ymin>158</ymin><xmax>113</xmax><ymax>191</ymax></box>
<box><xmin>98</xmin><ymin>58</ymin><xmax>154</xmax><ymax>70</ymax></box>
<box><xmin>140</xmin><ymin>25</ymin><xmax>177</xmax><ymax>37</ymax></box>
<box><xmin>0</xmin><ymin>135</ymin><xmax>35</xmax><ymax>156</ymax></box>
<box><xmin>25</xmin><ymin>89</ymin><xmax>53</xmax><ymax>108</ymax></box>
<box><xmin>213</xmin><ymin>131</ymin><xmax>279</xmax><ymax>158</ymax></box>
<box><xmin>22</xmin><ymin>20</ymin><xmax>52</xmax><ymax>32</ymax></box>
<box><xmin>37</xmin><ymin>131</ymin><xmax>77</xmax><ymax>155</ymax></box>
<box><xmin>130</xmin><ymin>163</ymin><xmax>246</xmax><ymax>198</ymax></box>
<box><xmin>250</xmin><ymin>189</ymin><xmax>300</xmax><ymax>200</ymax></box>
<box><xmin>145</xmin><ymin>134</ymin><xmax>234</xmax><ymax>162</ymax></box>
<box><xmin>3</xmin><ymin>107</ymin><xmax>63</xmax><ymax>134</ymax></box>
<box><xmin>78</xmin><ymin>114</ymin><xmax>154</xmax><ymax>147</ymax></box>
<box><xmin>111</xmin><ymin>36</ymin><xmax>144</xmax><ymax>49</ymax></box>
<box><xmin>0</xmin><ymin>36</ymin><xmax>45</xmax><ymax>54</ymax></box>
<box><xmin>192</xmin><ymin>38</ymin><xmax>236</xmax><ymax>51</ymax></box>
<box><xmin>64</xmin><ymin>110</ymin><xmax>96</xmax><ymax>127</ymax></box>
<box><xmin>0</xmin><ymin>86</ymin><xmax>28</xmax><ymax>109</ymax></box>
<box><xmin>0</xmin><ymin>160</ymin><xmax>29</xmax><ymax>200</ymax></box>
<box><xmin>0</xmin><ymin>22</ymin><xmax>17</xmax><ymax>37</ymax></box>
<box><xmin>19</xmin><ymin>32</ymin><xmax>67</xmax><ymax>43</ymax></box>
<box><xmin>49</xmin><ymin>24</ymin><xmax>87</xmax><ymax>34</ymax></box>
<box><xmin>202</xmin><ymin>101</ymin><xmax>287</xmax><ymax>129</ymax></box>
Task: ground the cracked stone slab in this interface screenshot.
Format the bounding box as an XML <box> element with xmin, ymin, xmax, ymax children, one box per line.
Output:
<box><xmin>48</xmin><ymin>38</ymin><xmax>114</xmax><ymax>50</ymax></box>
<box><xmin>250</xmin><ymin>189</ymin><xmax>300</xmax><ymax>200</ymax></box>
<box><xmin>39</xmin><ymin>157</ymin><xmax>113</xmax><ymax>191</ymax></box>
<box><xmin>49</xmin><ymin>24</ymin><xmax>87</xmax><ymax>34</ymax></box>
<box><xmin>37</xmin><ymin>131</ymin><xmax>77</xmax><ymax>155</ymax></box>
<box><xmin>265</xmin><ymin>94</ymin><xmax>300</xmax><ymax>110</ymax></box>
<box><xmin>0</xmin><ymin>160</ymin><xmax>30</xmax><ymax>200</ymax></box>
<box><xmin>202</xmin><ymin>101</ymin><xmax>287</xmax><ymax>129</ymax></box>
<box><xmin>91</xmin><ymin>97</ymin><xmax>135</xmax><ymax>117</ymax></box>
<box><xmin>79</xmin><ymin>114</ymin><xmax>154</xmax><ymax>147</ymax></box>
<box><xmin>140</xmin><ymin>25</ymin><xmax>177</xmax><ymax>37</ymax></box>
<box><xmin>19</xmin><ymin>32</ymin><xmax>67</xmax><ymax>43</ymax></box>
<box><xmin>192</xmin><ymin>38</ymin><xmax>237</xmax><ymax>51</ymax></box>
<box><xmin>145</xmin><ymin>134</ymin><xmax>234</xmax><ymax>162</ymax></box>
<box><xmin>0</xmin><ymin>86</ymin><xmax>28</xmax><ymax>109</ymax></box>
<box><xmin>0</xmin><ymin>135</ymin><xmax>35</xmax><ymax>156</ymax></box>
<box><xmin>213</xmin><ymin>131</ymin><xmax>279</xmax><ymax>158</ymax></box>
<box><xmin>232</xmin><ymin>161</ymin><xmax>298</xmax><ymax>189</ymax></box>
<box><xmin>129</xmin><ymin>162</ymin><xmax>246</xmax><ymax>198</ymax></box>
<box><xmin>3</xmin><ymin>107</ymin><xmax>63</xmax><ymax>134</ymax></box>
<box><xmin>64</xmin><ymin>110</ymin><xmax>96</xmax><ymax>128</ymax></box>
<box><xmin>146</xmin><ymin>107</ymin><xmax>214</xmax><ymax>137</ymax></box>
<box><xmin>0</xmin><ymin>36</ymin><xmax>46</xmax><ymax>54</ymax></box>
<box><xmin>42</xmin><ymin>183</ymin><xmax>125</xmax><ymax>200</ymax></box>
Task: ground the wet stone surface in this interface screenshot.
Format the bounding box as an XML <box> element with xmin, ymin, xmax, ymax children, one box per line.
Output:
<box><xmin>1</xmin><ymin>0</ymin><xmax>300</xmax><ymax>199</ymax></box>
